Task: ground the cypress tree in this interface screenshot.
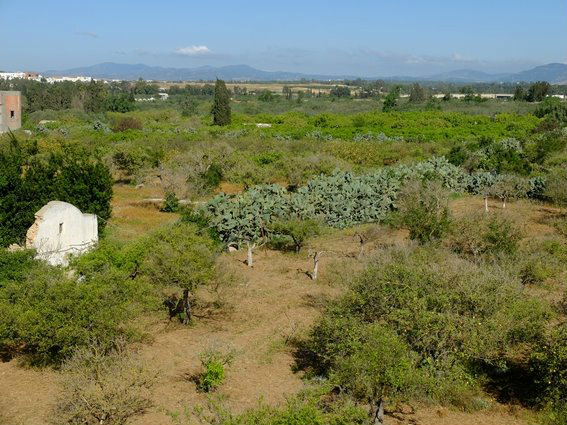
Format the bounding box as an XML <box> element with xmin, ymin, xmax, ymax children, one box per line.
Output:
<box><xmin>211</xmin><ymin>79</ymin><xmax>231</xmax><ymax>126</ymax></box>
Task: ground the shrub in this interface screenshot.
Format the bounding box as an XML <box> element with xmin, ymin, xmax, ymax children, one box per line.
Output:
<box><xmin>396</xmin><ymin>180</ymin><xmax>451</xmax><ymax>244</ymax></box>
<box><xmin>447</xmin><ymin>213</ymin><xmax>522</xmax><ymax>259</ymax></box>
<box><xmin>271</xmin><ymin>218</ymin><xmax>323</xmax><ymax>253</ymax></box>
<box><xmin>303</xmin><ymin>246</ymin><xmax>550</xmax><ymax>411</ymax></box>
<box><xmin>197</xmin><ymin>348</ymin><xmax>234</xmax><ymax>392</ymax></box>
<box><xmin>0</xmin><ymin>265</ymin><xmax>149</xmax><ymax>365</ymax></box>
<box><xmin>0</xmin><ymin>249</ymin><xmax>36</xmax><ymax>287</ymax></box>
<box><xmin>139</xmin><ymin>222</ymin><xmax>217</xmax><ymax>289</ymax></box>
<box><xmin>112</xmin><ymin>116</ymin><xmax>142</xmax><ymax>132</ymax></box>
<box><xmin>161</xmin><ymin>190</ymin><xmax>180</xmax><ymax>213</ymax></box>
<box><xmin>53</xmin><ymin>343</ymin><xmax>155</xmax><ymax>425</ymax></box>
<box><xmin>331</xmin><ymin>324</ymin><xmax>419</xmax><ymax>423</ymax></box>
<box><xmin>530</xmin><ymin>324</ymin><xmax>567</xmax><ymax>424</ymax></box>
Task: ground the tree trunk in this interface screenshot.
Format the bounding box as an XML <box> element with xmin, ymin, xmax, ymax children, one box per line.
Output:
<box><xmin>357</xmin><ymin>234</ymin><xmax>365</xmax><ymax>259</ymax></box>
<box><xmin>182</xmin><ymin>289</ymin><xmax>191</xmax><ymax>324</ymax></box>
<box><xmin>371</xmin><ymin>398</ymin><xmax>384</xmax><ymax>425</ymax></box>
<box><xmin>246</xmin><ymin>243</ymin><xmax>254</xmax><ymax>267</ymax></box>
<box><xmin>502</xmin><ymin>199</ymin><xmax>506</xmax><ymax>209</ymax></box>
<box><xmin>311</xmin><ymin>252</ymin><xmax>321</xmax><ymax>280</ymax></box>
<box><xmin>484</xmin><ymin>196</ymin><xmax>489</xmax><ymax>213</ymax></box>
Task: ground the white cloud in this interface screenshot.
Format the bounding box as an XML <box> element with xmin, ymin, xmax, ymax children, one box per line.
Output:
<box><xmin>175</xmin><ymin>45</ymin><xmax>212</xmax><ymax>56</ymax></box>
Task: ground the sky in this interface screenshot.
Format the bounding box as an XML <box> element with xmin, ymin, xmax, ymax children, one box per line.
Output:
<box><xmin>1</xmin><ymin>0</ymin><xmax>565</xmax><ymax>77</ymax></box>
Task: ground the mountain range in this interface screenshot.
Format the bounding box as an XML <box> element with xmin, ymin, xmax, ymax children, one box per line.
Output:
<box><xmin>43</xmin><ymin>62</ymin><xmax>567</xmax><ymax>84</ymax></box>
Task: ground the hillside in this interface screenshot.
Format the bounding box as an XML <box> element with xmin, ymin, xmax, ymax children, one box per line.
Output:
<box><xmin>43</xmin><ymin>62</ymin><xmax>567</xmax><ymax>83</ymax></box>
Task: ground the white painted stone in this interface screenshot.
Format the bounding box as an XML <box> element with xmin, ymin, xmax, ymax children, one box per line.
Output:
<box><xmin>25</xmin><ymin>201</ymin><xmax>98</xmax><ymax>266</ymax></box>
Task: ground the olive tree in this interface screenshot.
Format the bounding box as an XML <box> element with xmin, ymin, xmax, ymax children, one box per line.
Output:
<box><xmin>332</xmin><ymin>324</ymin><xmax>416</xmax><ymax>425</ymax></box>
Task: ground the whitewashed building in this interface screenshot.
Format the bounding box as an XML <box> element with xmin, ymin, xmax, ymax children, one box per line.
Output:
<box><xmin>25</xmin><ymin>201</ymin><xmax>98</xmax><ymax>266</ymax></box>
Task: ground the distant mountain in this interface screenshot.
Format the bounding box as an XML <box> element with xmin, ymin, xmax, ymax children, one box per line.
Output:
<box><xmin>426</xmin><ymin>63</ymin><xmax>567</xmax><ymax>83</ymax></box>
<box><xmin>43</xmin><ymin>62</ymin><xmax>567</xmax><ymax>83</ymax></box>
<box><xmin>43</xmin><ymin>62</ymin><xmax>351</xmax><ymax>82</ymax></box>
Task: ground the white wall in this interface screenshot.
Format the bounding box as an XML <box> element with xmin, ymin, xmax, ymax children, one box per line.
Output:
<box><xmin>26</xmin><ymin>201</ymin><xmax>98</xmax><ymax>266</ymax></box>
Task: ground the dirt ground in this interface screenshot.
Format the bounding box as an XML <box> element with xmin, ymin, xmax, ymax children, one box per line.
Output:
<box><xmin>1</xmin><ymin>190</ymin><xmax>560</xmax><ymax>425</ymax></box>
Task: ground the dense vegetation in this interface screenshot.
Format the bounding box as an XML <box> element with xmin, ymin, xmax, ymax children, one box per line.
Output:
<box><xmin>0</xmin><ymin>80</ymin><xmax>565</xmax><ymax>425</ymax></box>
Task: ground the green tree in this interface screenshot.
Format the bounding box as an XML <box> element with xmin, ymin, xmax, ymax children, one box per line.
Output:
<box><xmin>408</xmin><ymin>83</ymin><xmax>426</xmax><ymax>103</ymax></box>
<box><xmin>0</xmin><ymin>141</ymin><xmax>113</xmax><ymax>247</ymax></box>
<box><xmin>332</xmin><ymin>324</ymin><xmax>417</xmax><ymax>425</ymax></box>
<box><xmin>382</xmin><ymin>87</ymin><xmax>400</xmax><ymax>112</ymax></box>
<box><xmin>526</xmin><ymin>81</ymin><xmax>551</xmax><ymax>102</ymax></box>
<box><xmin>180</xmin><ymin>95</ymin><xmax>198</xmax><ymax>116</ymax></box>
<box><xmin>282</xmin><ymin>85</ymin><xmax>293</xmax><ymax>100</ymax></box>
<box><xmin>330</xmin><ymin>85</ymin><xmax>351</xmax><ymax>98</ymax></box>
<box><xmin>211</xmin><ymin>79</ymin><xmax>231</xmax><ymax>126</ymax></box>
<box><xmin>513</xmin><ymin>85</ymin><xmax>526</xmax><ymax>101</ymax></box>
<box><xmin>84</xmin><ymin>80</ymin><xmax>107</xmax><ymax>113</ymax></box>
<box><xmin>271</xmin><ymin>218</ymin><xmax>322</xmax><ymax>253</ymax></box>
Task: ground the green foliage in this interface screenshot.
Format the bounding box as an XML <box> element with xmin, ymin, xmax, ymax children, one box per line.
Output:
<box><xmin>161</xmin><ymin>190</ymin><xmax>180</xmax><ymax>213</ymax></box>
<box><xmin>544</xmin><ymin>167</ymin><xmax>567</xmax><ymax>208</ymax></box>
<box><xmin>105</xmin><ymin>93</ymin><xmax>135</xmax><ymax>113</ymax></box>
<box><xmin>447</xmin><ymin>213</ymin><xmax>522</xmax><ymax>259</ymax></box>
<box><xmin>408</xmin><ymin>83</ymin><xmax>426</xmax><ymax>103</ymax></box>
<box><xmin>0</xmin><ymin>249</ymin><xmax>36</xmax><ymax>286</ymax></box>
<box><xmin>331</xmin><ymin>324</ymin><xmax>417</xmax><ymax>405</ymax></box>
<box><xmin>53</xmin><ymin>343</ymin><xmax>155</xmax><ymax>425</ymax></box>
<box><xmin>180</xmin><ymin>96</ymin><xmax>198</xmax><ymax>117</ymax></box>
<box><xmin>382</xmin><ymin>87</ymin><xmax>400</xmax><ymax>112</ymax></box>
<box><xmin>212</xmin><ymin>79</ymin><xmax>232</xmax><ymax>126</ymax></box>
<box><xmin>330</xmin><ymin>86</ymin><xmax>351</xmax><ymax>98</ymax></box>
<box><xmin>530</xmin><ymin>324</ymin><xmax>567</xmax><ymax>423</ymax></box>
<box><xmin>303</xmin><ymin>246</ymin><xmax>550</xmax><ymax>410</ymax></box>
<box><xmin>534</xmin><ymin>97</ymin><xmax>567</xmax><ymax>124</ymax></box>
<box><xmin>0</xmin><ymin>264</ymin><xmax>149</xmax><ymax>365</ymax></box>
<box><xmin>271</xmin><ymin>218</ymin><xmax>323</xmax><ymax>253</ymax></box>
<box><xmin>197</xmin><ymin>348</ymin><xmax>234</xmax><ymax>392</ymax></box>
<box><xmin>396</xmin><ymin>180</ymin><xmax>451</xmax><ymax>244</ymax></box>
<box><xmin>199</xmin><ymin>387</ymin><xmax>367</xmax><ymax>425</ymax></box>
<box><xmin>258</xmin><ymin>90</ymin><xmax>277</xmax><ymax>102</ymax></box>
<box><xmin>112</xmin><ymin>116</ymin><xmax>142</xmax><ymax>132</ymax></box>
<box><xmin>0</xmin><ymin>140</ymin><xmax>113</xmax><ymax>247</ymax></box>
<box><xmin>526</xmin><ymin>81</ymin><xmax>551</xmax><ymax>102</ymax></box>
<box><xmin>139</xmin><ymin>223</ymin><xmax>217</xmax><ymax>289</ymax></box>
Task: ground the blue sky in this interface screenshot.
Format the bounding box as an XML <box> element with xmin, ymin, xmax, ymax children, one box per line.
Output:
<box><xmin>1</xmin><ymin>0</ymin><xmax>565</xmax><ymax>76</ymax></box>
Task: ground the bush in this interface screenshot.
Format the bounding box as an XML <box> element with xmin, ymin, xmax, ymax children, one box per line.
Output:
<box><xmin>197</xmin><ymin>348</ymin><xmax>234</xmax><ymax>392</ymax></box>
<box><xmin>303</xmin><ymin>246</ymin><xmax>550</xmax><ymax>411</ymax></box>
<box><xmin>161</xmin><ymin>190</ymin><xmax>180</xmax><ymax>213</ymax></box>
<box><xmin>0</xmin><ymin>264</ymin><xmax>149</xmax><ymax>365</ymax></box>
<box><xmin>447</xmin><ymin>213</ymin><xmax>522</xmax><ymax>259</ymax></box>
<box><xmin>196</xmin><ymin>387</ymin><xmax>367</xmax><ymax>425</ymax></box>
<box><xmin>0</xmin><ymin>249</ymin><xmax>36</xmax><ymax>286</ymax></box>
<box><xmin>530</xmin><ymin>324</ymin><xmax>567</xmax><ymax>424</ymax></box>
<box><xmin>139</xmin><ymin>223</ymin><xmax>217</xmax><ymax>289</ymax></box>
<box><xmin>53</xmin><ymin>343</ymin><xmax>155</xmax><ymax>425</ymax></box>
<box><xmin>271</xmin><ymin>218</ymin><xmax>323</xmax><ymax>253</ymax></box>
<box><xmin>396</xmin><ymin>180</ymin><xmax>451</xmax><ymax>244</ymax></box>
<box><xmin>112</xmin><ymin>116</ymin><xmax>142</xmax><ymax>132</ymax></box>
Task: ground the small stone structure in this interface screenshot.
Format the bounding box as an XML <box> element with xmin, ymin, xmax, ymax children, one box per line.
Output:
<box><xmin>0</xmin><ymin>91</ymin><xmax>21</xmax><ymax>133</ymax></box>
<box><xmin>26</xmin><ymin>201</ymin><xmax>98</xmax><ymax>266</ymax></box>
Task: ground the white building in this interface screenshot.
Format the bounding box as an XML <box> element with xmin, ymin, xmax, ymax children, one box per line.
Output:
<box><xmin>0</xmin><ymin>72</ymin><xmax>26</xmax><ymax>80</ymax></box>
<box><xmin>45</xmin><ymin>76</ymin><xmax>93</xmax><ymax>83</ymax></box>
<box><xmin>25</xmin><ymin>201</ymin><xmax>98</xmax><ymax>266</ymax></box>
